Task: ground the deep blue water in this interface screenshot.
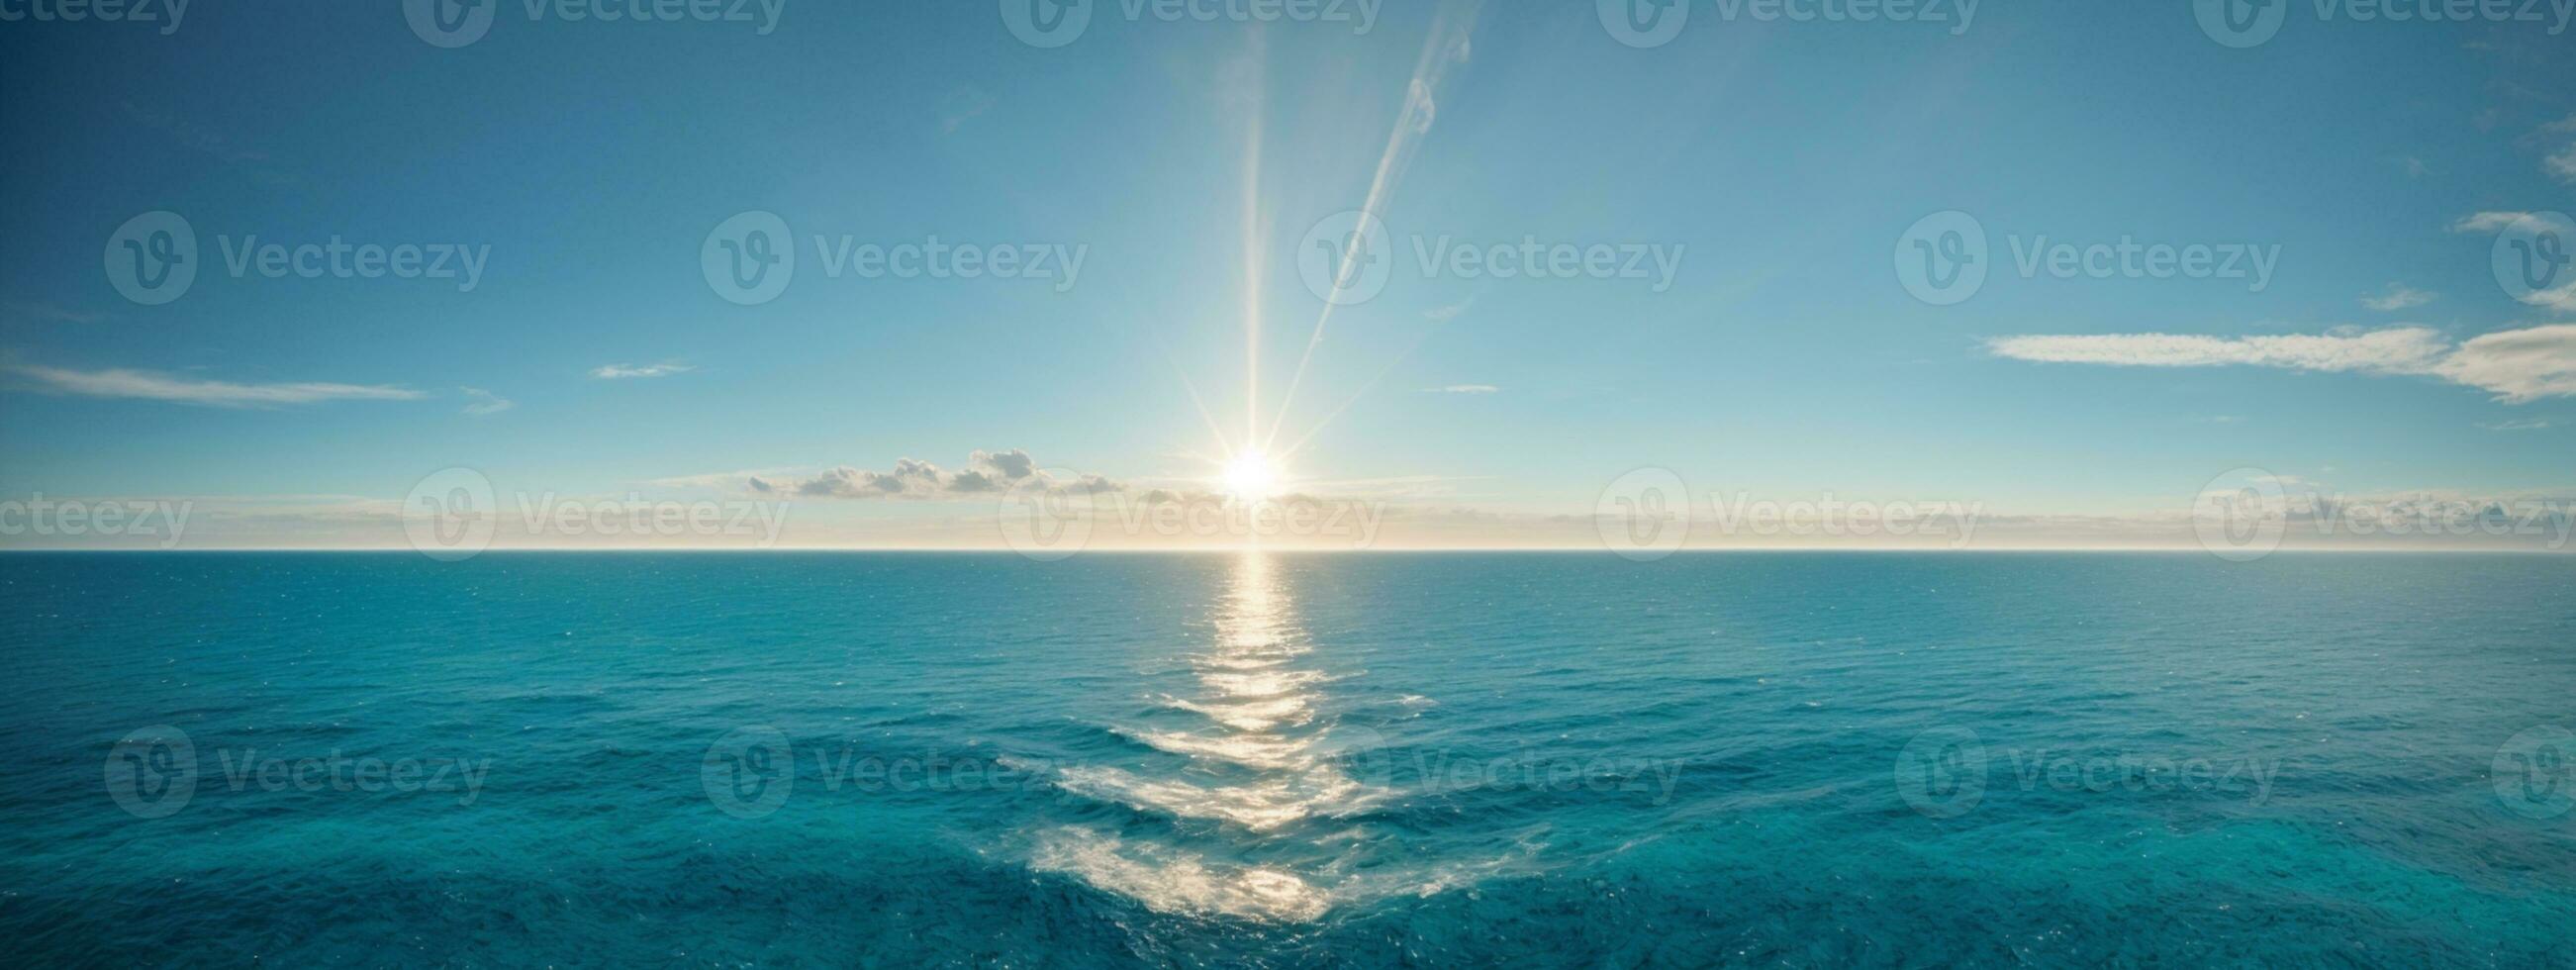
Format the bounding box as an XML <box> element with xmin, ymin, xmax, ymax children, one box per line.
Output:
<box><xmin>1</xmin><ymin>551</ymin><xmax>2571</xmax><ymax>967</ymax></box>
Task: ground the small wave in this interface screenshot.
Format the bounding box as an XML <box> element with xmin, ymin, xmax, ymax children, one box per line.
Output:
<box><xmin>1022</xmin><ymin>825</ymin><xmax>1534</xmax><ymax>923</ymax></box>
<box><xmin>1046</xmin><ymin>763</ymin><xmax>1387</xmax><ymax>830</ymax></box>
<box><xmin>1118</xmin><ymin>727</ymin><xmax>1324</xmax><ymax>771</ymax></box>
<box><xmin>1197</xmin><ymin>669</ymin><xmax>1332</xmax><ymax>699</ymax></box>
<box><xmin>1159</xmin><ymin>695</ymin><xmax>1313</xmax><ymax>731</ymax></box>
<box><xmin>1027</xmin><ymin>826</ymin><xmax>1332</xmax><ymax>922</ymax></box>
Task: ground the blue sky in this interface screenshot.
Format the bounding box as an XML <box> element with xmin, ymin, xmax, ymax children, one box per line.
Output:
<box><xmin>1</xmin><ymin>1</ymin><xmax>2570</xmax><ymax>550</ymax></box>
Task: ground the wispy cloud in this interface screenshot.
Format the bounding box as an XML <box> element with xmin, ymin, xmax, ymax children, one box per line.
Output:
<box><xmin>1425</xmin><ymin>299</ymin><xmax>1475</xmax><ymax>322</ymax></box>
<box><xmin>1987</xmin><ymin>324</ymin><xmax>2576</xmax><ymax>403</ymax></box>
<box><xmin>7</xmin><ymin>364</ymin><xmax>425</xmax><ymax>408</ymax></box>
<box><xmin>1421</xmin><ymin>384</ymin><xmax>1499</xmax><ymax>394</ymax></box>
<box><xmin>591</xmin><ymin>362</ymin><xmax>694</xmax><ymax>380</ymax></box>
<box><xmin>2538</xmin><ymin>114</ymin><xmax>2576</xmax><ymax>184</ymax></box>
<box><xmin>2479</xmin><ymin>418</ymin><xmax>2554</xmax><ymax>432</ymax></box>
<box><xmin>2360</xmin><ymin>284</ymin><xmax>2434</xmax><ymax>312</ymax></box>
<box><xmin>941</xmin><ymin>86</ymin><xmax>996</xmax><ymax>135</ymax></box>
<box><xmin>5</xmin><ymin>302</ymin><xmax>105</xmax><ymax>325</ymax></box>
<box><xmin>460</xmin><ymin>387</ymin><xmax>515</xmax><ymax>417</ymax></box>
<box><xmin>2451</xmin><ymin>211</ymin><xmax>2532</xmax><ymax>234</ymax></box>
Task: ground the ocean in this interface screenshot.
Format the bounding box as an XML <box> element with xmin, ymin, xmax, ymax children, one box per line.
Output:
<box><xmin>1</xmin><ymin>551</ymin><xmax>2570</xmax><ymax>966</ymax></box>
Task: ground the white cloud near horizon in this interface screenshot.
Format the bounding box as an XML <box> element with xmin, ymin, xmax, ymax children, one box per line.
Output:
<box><xmin>591</xmin><ymin>362</ymin><xmax>694</xmax><ymax>379</ymax></box>
<box><xmin>755</xmin><ymin>448</ymin><xmax>1120</xmax><ymax>500</ymax></box>
<box><xmin>8</xmin><ymin>364</ymin><xmax>425</xmax><ymax>407</ymax></box>
<box><xmin>1987</xmin><ymin>325</ymin><xmax>2576</xmax><ymax>403</ymax></box>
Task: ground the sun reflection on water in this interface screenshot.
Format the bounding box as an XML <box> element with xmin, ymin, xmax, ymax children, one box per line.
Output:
<box><xmin>1027</xmin><ymin>551</ymin><xmax>1388</xmax><ymax>922</ymax></box>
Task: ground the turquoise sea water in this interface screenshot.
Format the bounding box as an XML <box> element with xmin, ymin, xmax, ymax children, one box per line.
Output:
<box><xmin>1</xmin><ymin>551</ymin><xmax>2571</xmax><ymax>966</ymax></box>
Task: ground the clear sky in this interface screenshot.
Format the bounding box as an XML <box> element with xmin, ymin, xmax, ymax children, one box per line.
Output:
<box><xmin>0</xmin><ymin>1</ymin><xmax>2570</xmax><ymax>551</ymax></box>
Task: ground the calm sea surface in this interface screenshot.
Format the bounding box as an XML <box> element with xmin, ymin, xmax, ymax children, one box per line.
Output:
<box><xmin>1</xmin><ymin>552</ymin><xmax>2571</xmax><ymax>967</ymax></box>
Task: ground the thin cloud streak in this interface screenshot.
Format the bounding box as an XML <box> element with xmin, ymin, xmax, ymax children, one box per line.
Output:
<box><xmin>1986</xmin><ymin>325</ymin><xmax>2576</xmax><ymax>403</ymax></box>
<box><xmin>7</xmin><ymin>364</ymin><xmax>425</xmax><ymax>408</ymax></box>
<box><xmin>592</xmin><ymin>362</ymin><xmax>695</xmax><ymax>379</ymax></box>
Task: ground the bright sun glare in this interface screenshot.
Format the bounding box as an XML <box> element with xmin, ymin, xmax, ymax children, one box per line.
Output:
<box><xmin>1222</xmin><ymin>450</ymin><xmax>1282</xmax><ymax>502</ymax></box>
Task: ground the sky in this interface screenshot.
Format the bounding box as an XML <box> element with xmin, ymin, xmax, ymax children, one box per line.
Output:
<box><xmin>0</xmin><ymin>0</ymin><xmax>2571</xmax><ymax>553</ymax></box>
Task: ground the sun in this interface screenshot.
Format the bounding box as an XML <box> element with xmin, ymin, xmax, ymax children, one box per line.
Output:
<box><xmin>1221</xmin><ymin>449</ymin><xmax>1282</xmax><ymax>502</ymax></box>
